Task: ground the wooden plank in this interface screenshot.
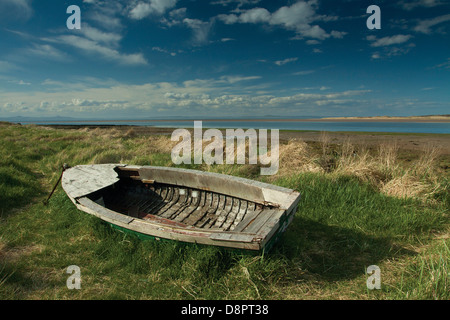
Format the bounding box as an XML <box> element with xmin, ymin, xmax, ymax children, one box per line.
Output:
<box><xmin>195</xmin><ymin>193</ymin><xmax>219</xmax><ymax>228</ymax></box>
<box><xmin>138</xmin><ymin>167</ymin><xmax>265</xmax><ymax>203</ymax></box>
<box><xmin>257</xmin><ymin>211</ymin><xmax>284</xmax><ymax>241</ymax></box>
<box><xmin>174</xmin><ymin>190</ymin><xmax>202</xmax><ymax>222</ymax></box>
<box><xmin>213</xmin><ymin>194</ymin><xmax>225</xmax><ymax>216</ymax></box>
<box><xmin>157</xmin><ymin>187</ymin><xmax>179</xmax><ymax>216</ymax></box>
<box><xmin>138</xmin><ymin>212</ymin><xmax>189</xmax><ymax>228</ymax></box>
<box><xmin>208</xmin><ymin>233</ymin><xmax>255</xmax><ymax>243</ymax></box>
<box><xmin>150</xmin><ymin>186</ymin><xmax>174</xmax><ymax>215</ymax></box>
<box><xmin>222</xmin><ymin>198</ymin><xmax>240</xmax><ymax>231</ymax></box>
<box><xmin>160</xmin><ymin>188</ymin><xmax>188</xmax><ymax>219</ymax></box>
<box><xmin>243</xmin><ymin>209</ymin><xmax>282</xmax><ymax>234</ymax></box>
<box><xmin>139</xmin><ymin>189</ymin><xmax>162</xmax><ymax>212</ymax></box>
<box><xmin>147</xmin><ymin>186</ymin><xmax>170</xmax><ymax>214</ymax></box>
<box><xmin>77</xmin><ymin>197</ymin><xmax>134</xmax><ymax>224</ymax></box>
<box><xmin>214</xmin><ymin>196</ymin><xmax>233</xmax><ymax>228</ymax></box>
<box><xmin>62</xmin><ymin>164</ymin><xmax>122</xmax><ymax>199</ymax></box>
<box><xmin>168</xmin><ymin>188</ymin><xmax>194</xmax><ymax>220</ymax></box>
<box><xmin>182</xmin><ymin>191</ymin><xmax>211</xmax><ymax>226</ymax></box>
<box><xmin>230</xmin><ymin>200</ymin><xmax>248</xmax><ymax>231</ymax></box>
<box><xmin>202</xmin><ymin>194</ymin><xmax>225</xmax><ymax>229</ymax></box>
<box><xmin>134</xmin><ymin>195</ymin><xmax>152</xmax><ymax>209</ymax></box>
<box><xmin>232</xmin><ymin>208</ymin><xmax>263</xmax><ymax>232</ymax></box>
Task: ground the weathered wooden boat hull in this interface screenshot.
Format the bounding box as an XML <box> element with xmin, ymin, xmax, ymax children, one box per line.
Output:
<box><xmin>62</xmin><ymin>164</ymin><xmax>301</xmax><ymax>251</ymax></box>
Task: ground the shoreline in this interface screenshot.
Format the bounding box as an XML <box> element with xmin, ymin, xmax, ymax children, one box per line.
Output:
<box><xmin>13</xmin><ymin>116</ymin><xmax>450</xmax><ymax>124</ymax></box>
<box><xmin>36</xmin><ymin>124</ymin><xmax>450</xmax><ymax>156</ymax></box>
<box><xmin>37</xmin><ymin>123</ymin><xmax>450</xmax><ymax>135</ymax></box>
<box><xmin>20</xmin><ymin>119</ymin><xmax>450</xmax><ymax>123</ymax></box>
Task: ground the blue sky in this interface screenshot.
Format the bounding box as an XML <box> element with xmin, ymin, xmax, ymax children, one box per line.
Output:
<box><xmin>0</xmin><ymin>0</ymin><xmax>449</xmax><ymax>119</ymax></box>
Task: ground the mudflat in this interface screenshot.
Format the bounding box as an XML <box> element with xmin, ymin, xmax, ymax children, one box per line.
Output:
<box><xmin>42</xmin><ymin>123</ymin><xmax>450</xmax><ymax>154</ymax></box>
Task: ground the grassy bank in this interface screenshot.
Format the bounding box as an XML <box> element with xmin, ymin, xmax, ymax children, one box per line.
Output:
<box><xmin>0</xmin><ymin>123</ymin><xmax>448</xmax><ymax>299</ymax></box>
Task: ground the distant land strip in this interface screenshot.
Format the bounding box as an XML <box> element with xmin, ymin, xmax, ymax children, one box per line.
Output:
<box><xmin>20</xmin><ymin>115</ymin><xmax>450</xmax><ymax>123</ymax></box>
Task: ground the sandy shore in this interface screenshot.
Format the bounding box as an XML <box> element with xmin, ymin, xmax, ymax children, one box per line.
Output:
<box><xmin>319</xmin><ymin>115</ymin><xmax>450</xmax><ymax>122</ymax></box>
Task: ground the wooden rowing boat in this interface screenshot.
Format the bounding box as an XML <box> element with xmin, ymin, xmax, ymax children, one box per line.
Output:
<box><xmin>62</xmin><ymin>164</ymin><xmax>301</xmax><ymax>251</ymax></box>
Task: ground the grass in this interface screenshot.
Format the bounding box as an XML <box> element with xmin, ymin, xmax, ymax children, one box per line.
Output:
<box><xmin>0</xmin><ymin>122</ymin><xmax>448</xmax><ymax>300</ymax></box>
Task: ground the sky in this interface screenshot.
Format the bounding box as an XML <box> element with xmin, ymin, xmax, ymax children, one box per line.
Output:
<box><xmin>0</xmin><ymin>0</ymin><xmax>449</xmax><ymax>119</ymax></box>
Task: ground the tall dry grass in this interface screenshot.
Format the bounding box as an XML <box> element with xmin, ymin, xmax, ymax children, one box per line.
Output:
<box><xmin>381</xmin><ymin>144</ymin><xmax>444</xmax><ymax>201</ymax></box>
<box><xmin>254</xmin><ymin>132</ymin><xmax>444</xmax><ymax>203</ymax></box>
<box><xmin>164</xmin><ymin>131</ymin><xmax>444</xmax><ymax>202</ymax></box>
<box><xmin>326</xmin><ymin>139</ymin><xmax>443</xmax><ymax>202</ymax></box>
<box><xmin>53</xmin><ymin>127</ymin><xmax>444</xmax><ymax>203</ymax></box>
<box><xmin>277</xmin><ymin>139</ymin><xmax>323</xmax><ymax>176</ymax></box>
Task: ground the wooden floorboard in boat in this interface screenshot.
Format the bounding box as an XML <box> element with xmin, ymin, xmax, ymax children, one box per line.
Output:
<box><xmin>102</xmin><ymin>182</ymin><xmax>273</xmax><ymax>232</ymax></box>
<box><xmin>174</xmin><ymin>190</ymin><xmax>202</xmax><ymax>223</ymax></box>
<box><xmin>242</xmin><ymin>209</ymin><xmax>280</xmax><ymax>234</ymax></box>
<box><xmin>160</xmin><ymin>189</ymin><xmax>189</xmax><ymax>219</ymax></box>
<box><xmin>222</xmin><ymin>197</ymin><xmax>240</xmax><ymax>231</ymax></box>
<box><xmin>149</xmin><ymin>187</ymin><xmax>175</xmax><ymax>215</ymax></box>
<box><xmin>170</xmin><ymin>189</ymin><xmax>195</xmax><ymax>221</ymax></box>
<box><xmin>195</xmin><ymin>193</ymin><xmax>220</xmax><ymax>228</ymax></box>
<box><xmin>213</xmin><ymin>196</ymin><xmax>233</xmax><ymax>229</ymax></box>
<box><xmin>183</xmin><ymin>191</ymin><xmax>211</xmax><ymax>226</ymax></box>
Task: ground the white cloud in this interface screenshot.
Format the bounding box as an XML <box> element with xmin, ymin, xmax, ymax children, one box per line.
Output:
<box><xmin>367</xmin><ymin>34</ymin><xmax>412</xmax><ymax>47</ymax></box>
<box><xmin>88</xmin><ymin>11</ymin><xmax>124</xmax><ymax>30</ymax></box>
<box><xmin>81</xmin><ymin>24</ymin><xmax>123</xmax><ymax>46</ymax></box>
<box><xmin>211</xmin><ymin>0</ymin><xmax>262</xmax><ymax>7</ymax></box>
<box><xmin>82</xmin><ymin>0</ymin><xmax>126</xmax><ymax>31</ymax></box>
<box><xmin>49</xmin><ymin>35</ymin><xmax>147</xmax><ymax>65</ymax></box>
<box><xmin>306</xmin><ymin>39</ymin><xmax>320</xmax><ymax>45</ymax></box>
<box><xmin>0</xmin><ymin>0</ymin><xmax>33</xmax><ymax>21</ymax></box>
<box><xmin>129</xmin><ymin>2</ymin><xmax>154</xmax><ymax>20</ymax></box>
<box><xmin>366</xmin><ymin>34</ymin><xmax>416</xmax><ymax>59</ymax></box>
<box><xmin>0</xmin><ymin>74</ymin><xmax>373</xmax><ymax>118</ymax></box>
<box><xmin>270</xmin><ymin>1</ymin><xmax>317</xmax><ymax>28</ymax></box>
<box><xmin>414</xmin><ymin>14</ymin><xmax>450</xmax><ymax>34</ymax></box>
<box><xmin>216</xmin><ymin>0</ymin><xmax>345</xmax><ymax>41</ymax></box>
<box><xmin>292</xmin><ymin>70</ymin><xmax>315</xmax><ymax>76</ymax></box>
<box><xmin>371</xmin><ymin>53</ymin><xmax>381</xmax><ymax>60</ymax></box>
<box><xmin>34</xmin><ymin>16</ymin><xmax>146</xmax><ymax>66</ymax></box>
<box><xmin>128</xmin><ymin>0</ymin><xmax>178</xmax><ymax>20</ymax></box>
<box><xmin>169</xmin><ymin>7</ymin><xmax>187</xmax><ymax>18</ymax></box>
<box><xmin>330</xmin><ymin>31</ymin><xmax>347</xmax><ymax>39</ymax></box>
<box><xmin>183</xmin><ymin>18</ymin><xmax>213</xmax><ymax>45</ymax></box>
<box><xmin>26</xmin><ymin>44</ymin><xmax>69</xmax><ymax>62</ymax></box>
<box><xmin>433</xmin><ymin>58</ymin><xmax>450</xmax><ymax>69</ymax></box>
<box><xmin>0</xmin><ymin>60</ymin><xmax>18</xmax><ymax>73</ymax></box>
<box><xmin>219</xmin><ymin>75</ymin><xmax>261</xmax><ymax>83</ymax></box>
<box><xmin>239</xmin><ymin>7</ymin><xmax>271</xmax><ymax>23</ymax></box>
<box><xmin>8</xmin><ymin>80</ymin><xmax>31</xmax><ymax>86</ymax></box>
<box><xmin>274</xmin><ymin>57</ymin><xmax>298</xmax><ymax>66</ymax></box>
<box><xmin>160</xmin><ymin>8</ymin><xmax>187</xmax><ymax>27</ymax></box>
<box><xmin>400</xmin><ymin>0</ymin><xmax>445</xmax><ymax>10</ymax></box>
<box><xmin>152</xmin><ymin>47</ymin><xmax>177</xmax><ymax>56</ymax></box>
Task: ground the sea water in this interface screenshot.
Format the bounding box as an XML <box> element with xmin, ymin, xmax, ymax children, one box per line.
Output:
<box><xmin>19</xmin><ymin>120</ymin><xmax>450</xmax><ymax>134</ymax></box>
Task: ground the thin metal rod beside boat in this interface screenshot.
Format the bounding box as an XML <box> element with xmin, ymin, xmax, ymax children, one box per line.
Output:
<box><xmin>62</xmin><ymin>164</ymin><xmax>301</xmax><ymax>251</ymax></box>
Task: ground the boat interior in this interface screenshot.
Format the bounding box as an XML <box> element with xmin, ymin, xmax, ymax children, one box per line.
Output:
<box><xmin>85</xmin><ymin>168</ymin><xmax>274</xmax><ymax>231</ymax></box>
